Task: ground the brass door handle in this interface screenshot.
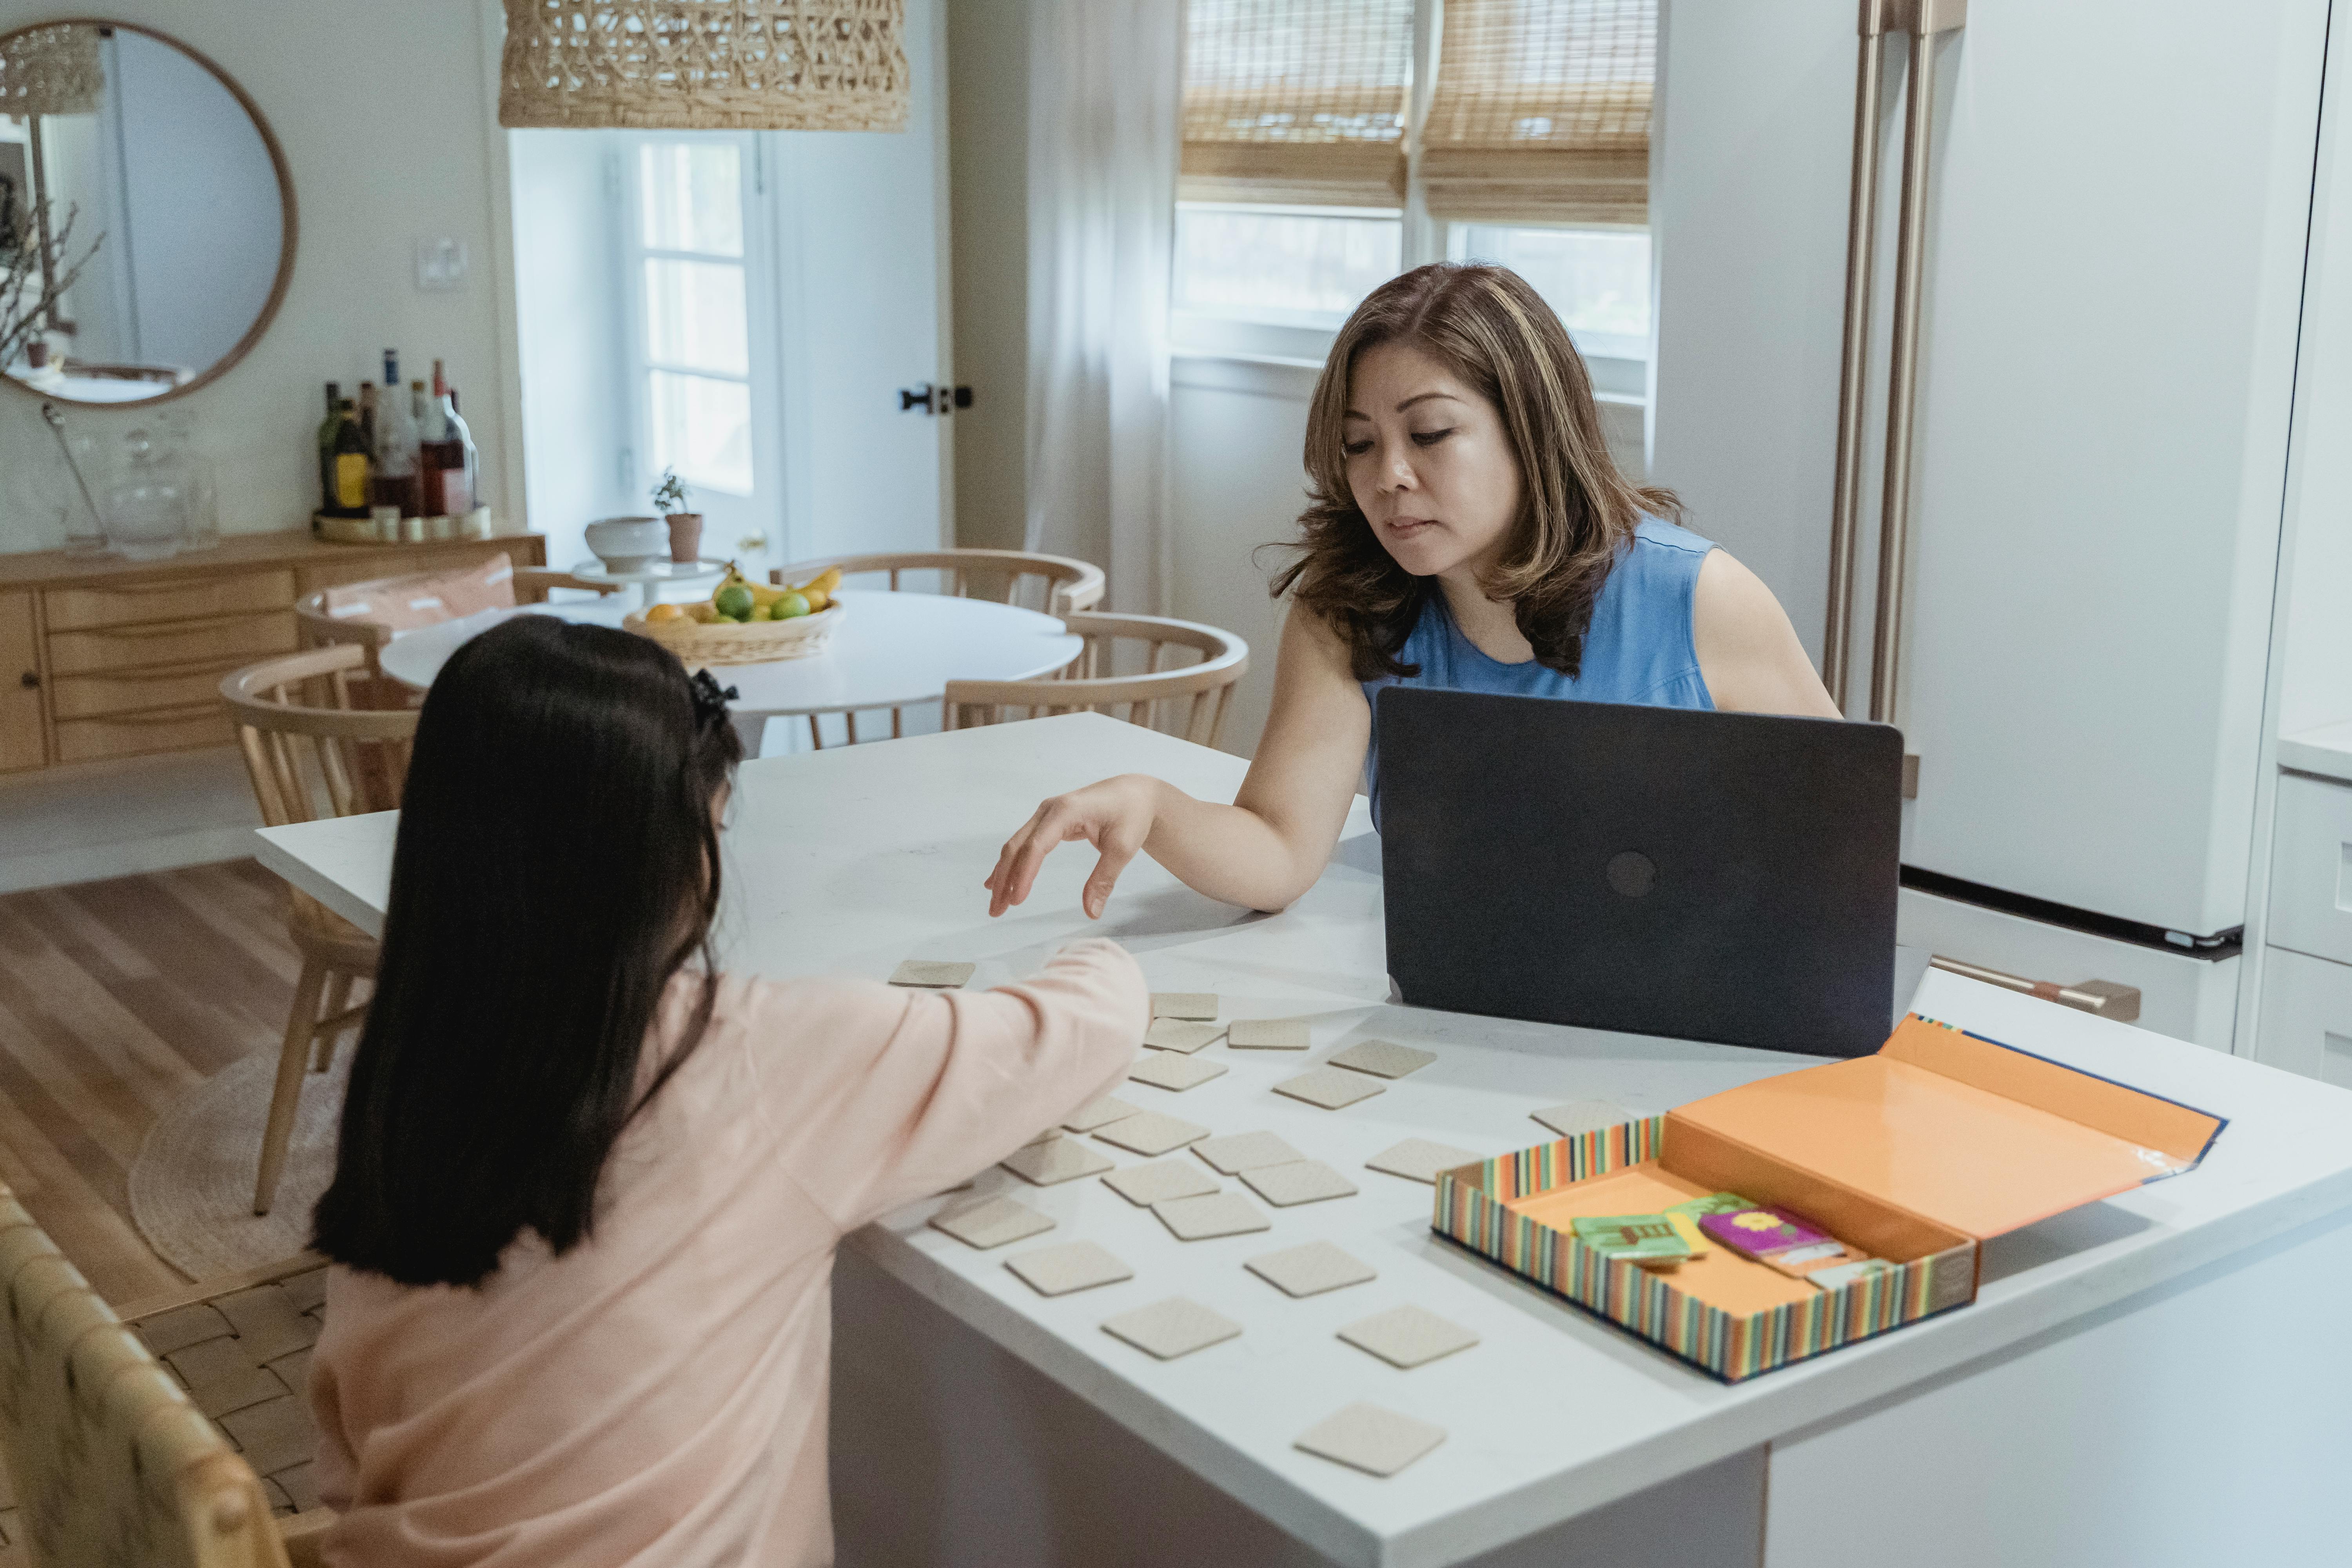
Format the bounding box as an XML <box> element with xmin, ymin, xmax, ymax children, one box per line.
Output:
<box><xmin>1927</xmin><ymin>955</ymin><xmax>2140</xmax><ymax>1023</ymax></box>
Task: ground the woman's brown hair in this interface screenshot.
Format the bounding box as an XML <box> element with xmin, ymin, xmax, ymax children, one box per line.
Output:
<box><xmin>1270</xmin><ymin>262</ymin><xmax>1680</xmax><ymax>680</ymax></box>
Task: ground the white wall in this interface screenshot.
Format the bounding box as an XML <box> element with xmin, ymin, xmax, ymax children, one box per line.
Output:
<box><xmin>0</xmin><ymin>0</ymin><xmax>512</xmax><ymax>549</ymax></box>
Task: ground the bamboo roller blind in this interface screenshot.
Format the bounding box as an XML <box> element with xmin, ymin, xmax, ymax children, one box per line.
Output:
<box><xmin>1180</xmin><ymin>0</ymin><xmax>1654</xmax><ymax>224</ymax></box>
<box><xmin>1423</xmin><ymin>0</ymin><xmax>1653</xmax><ymax>225</ymax></box>
<box><xmin>1181</xmin><ymin>0</ymin><xmax>1415</xmax><ymax>208</ymax></box>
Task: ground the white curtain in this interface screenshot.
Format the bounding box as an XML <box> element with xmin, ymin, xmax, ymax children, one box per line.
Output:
<box><xmin>1024</xmin><ymin>0</ymin><xmax>1181</xmax><ymax>614</ymax></box>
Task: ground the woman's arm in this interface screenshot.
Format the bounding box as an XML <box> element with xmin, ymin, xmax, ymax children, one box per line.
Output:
<box><xmin>985</xmin><ymin>606</ymin><xmax>1370</xmax><ymax>916</ymax></box>
<box><xmin>1691</xmin><ymin>549</ymin><xmax>1843</xmax><ymax>718</ymax></box>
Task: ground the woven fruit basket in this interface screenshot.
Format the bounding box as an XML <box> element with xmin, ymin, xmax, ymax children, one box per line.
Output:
<box><xmin>622</xmin><ymin>602</ymin><xmax>846</xmax><ymax>665</ymax></box>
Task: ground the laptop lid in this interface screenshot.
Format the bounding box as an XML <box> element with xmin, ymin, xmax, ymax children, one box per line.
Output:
<box><xmin>1377</xmin><ymin>687</ymin><xmax>1902</xmax><ymax>1058</ymax></box>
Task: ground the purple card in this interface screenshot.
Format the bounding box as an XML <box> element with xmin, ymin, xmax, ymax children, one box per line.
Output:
<box><xmin>1699</xmin><ymin>1207</ymin><xmax>1833</xmax><ymax>1259</ymax></box>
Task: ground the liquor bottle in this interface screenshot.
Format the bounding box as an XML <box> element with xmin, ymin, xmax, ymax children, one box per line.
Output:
<box><xmin>371</xmin><ymin>374</ymin><xmax>423</xmax><ymax>517</ymax></box>
<box><xmin>330</xmin><ymin>399</ymin><xmax>373</xmax><ymax>515</ymax></box>
<box><xmin>357</xmin><ymin>382</ymin><xmax>379</xmax><ymax>458</ymax></box>
<box><xmin>414</xmin><ymin>378</ymin><xmax>445</xmax><ymax>444</ymax></box>
<box><xmin>421</xmin><ymin>384</ymin><xmax>475</xmax><ymax>517</ymax></box>
<box><xmin>383</xmin><ymin>348</ymin><xmax>400</xmax><ymax>390</ymax></box>
<box><xmin>315</xmin><ymin>382</ymin><xmax>344</xmax><ymax>525</ymax></box>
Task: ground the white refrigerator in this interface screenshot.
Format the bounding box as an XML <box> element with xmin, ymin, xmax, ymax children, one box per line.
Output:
<box><xmin>1648</xmin><ymin>0</ymin><xmax>2349</xmax><ymax>1051</ymax></box>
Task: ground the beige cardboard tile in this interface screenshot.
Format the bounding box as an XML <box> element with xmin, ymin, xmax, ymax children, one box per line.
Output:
<box><xmin>1102</xmin><ymin>1297</ymin><xmax>1242</xmax><ymax>1360</ymax></box>
<box><xmin>1021</xmin><ymin>1126</ymin><xmax>1063</xmax><ymax>1147</ymax></box>
<box><xmin>1192</xmin><ymin>1131</ymin><xmax>1307</xmax><ymax>1174</ymax></box>
<box><xmin>1005</xmin><ymin>1241</ymin><xmax>1134</xmax><ymax>1297</ymax></box>
<box><xmin>1150</xmin><ymin>992</ymin><xmax>1219</xmax><ymax>1020</ymax></box>
<box><xmin>890</xmin><ymin>959</ymin><xmax>976</xmax><ymax>989</ymax></box>
<box><xmin>929</xmin><ymin>1194</ymin><xmax>1054</xmax><ymax>1250</ymax></box>
<box><xmin>1274</xmin><ymin>1066</ymin><xmax>1386</xmax><ymax>1111</ymax></box>
<box><xmin>1129</xmin><ymin>1052</ymin><xmax>1228</xmax><ymax>1092</ymax></box>
<box><xmin>1294</xmin><ymin>1403</ymin><xmax>1446</xmax><ymax>1477</ymax></box>
<box><xmin>1365</xmin><ymin>1138</ymin><xmax>1485</xmax><ymax>1185</ymax></box>
<box><xmin>1338</xmin><ymin>1305</ymin><xmax>1481</xmax><ymax>1369</ymax></box>
<box><xmin>1327</xmin><ymin>1038</ymin><xmax>1437</xmax><ymax>1079</ymax></box>
<box><xmin>1143</xmin><ymin>1018</ymin><xmax>1223</xmax><ymax>1054</ymax></box>
<box><xmin>1103</xmin><ymin>1159</ymin><xmax>1220</xmax><ymax>1207</ymax></box>
<box><xmin>1241</xmin><ymin>1160</ymin><xmax>1358</xmax><ymax>1207</ymax></box>
<box><xmin>1227</xmin><ymin>1018</ymin><xmax>1311</xmax><ymax>1050</ymax></box>
<box><xmin>1246</xmin><ymin>1241</ymin><xmax>1377</xmax><ymax>1298</ymax></box>
<box><xmin>1000</xmin><ymin>1138</ymin><xmax>1114</xmax><ymax>1186</ymax></box>
<box><xmin>1063</xmin><ymin>1094</ymin><xmax>1143</xmax><ymax>1133</ymax></box>
<box><xmin>1531</xmin><ymin>1100</ymin><xmax>1632</xmax><ymax>1138</ymax></box>
<box><xmin>1094</xmin><ymin>1111</ymin><xmax>1212</xmax><ymax>1157</ymax></box>
<box><xmin>1152</xmin><ymin>1191</ymin><xmax>1272</xmax><ymax>1241</ymax></box>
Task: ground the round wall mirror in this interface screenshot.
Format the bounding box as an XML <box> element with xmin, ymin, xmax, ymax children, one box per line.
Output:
<box><xmin>0</xmin><ymin>20</ymin><xmax>296</xmax><ymax>405</ymax></box>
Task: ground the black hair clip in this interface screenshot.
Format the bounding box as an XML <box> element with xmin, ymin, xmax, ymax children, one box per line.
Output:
<box><xmin>688</xmin><ymin>668</ymin><xmax>739</xmax><ymax>727</ymax></box>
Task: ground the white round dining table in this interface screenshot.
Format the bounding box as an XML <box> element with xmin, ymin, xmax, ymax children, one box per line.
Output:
<box><xmin>377</xmin><ymin>589</ymin><xmax>1085</xmax><ymax>748</ymax></box>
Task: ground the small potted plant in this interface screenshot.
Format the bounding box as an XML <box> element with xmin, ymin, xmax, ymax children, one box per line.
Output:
<box><xmin>651</xmin><ymin>468</ymin><xmax>702</xmax><ymax>563</ymax></box>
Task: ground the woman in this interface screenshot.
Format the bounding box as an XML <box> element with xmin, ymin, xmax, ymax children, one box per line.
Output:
<box><xmin>308</xmin><ymin>615</ymin><xmax>1144</xmax><ymax>1565</ymax></box>
<box><xmin>986</xmin><ymin>262</ymin><xmax>1837</xmax><ymax>920</ymax></box>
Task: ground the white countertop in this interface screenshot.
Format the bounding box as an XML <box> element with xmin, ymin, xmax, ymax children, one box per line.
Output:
<box><xmin>2279</xmin><ymin>718</ymin><xmax>2352</xmax><ymax>786</ymax></box>
<box><xmin>255</xmin><ymin>714</ymin><xmax>2352</xmax><ymax>1568</ymax></box>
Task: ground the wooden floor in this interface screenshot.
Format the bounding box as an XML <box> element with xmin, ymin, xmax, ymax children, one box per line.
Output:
<box><xmin>0</xmin><ymin>860</ymin><xmax>298</xmax><ymax>1304</ymax></box>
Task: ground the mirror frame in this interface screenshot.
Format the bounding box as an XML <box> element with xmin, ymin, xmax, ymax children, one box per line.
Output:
<box><xmin>0</xmin><ymin>16</ymin><xmax>299</xmax><ymax>407</ymax></box>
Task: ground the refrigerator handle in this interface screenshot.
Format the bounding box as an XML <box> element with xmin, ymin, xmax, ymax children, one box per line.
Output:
<box><xmin>1927</xmin><ymin>955</ymin><xmax>2143</xmax><ymax>1024</ymax></box>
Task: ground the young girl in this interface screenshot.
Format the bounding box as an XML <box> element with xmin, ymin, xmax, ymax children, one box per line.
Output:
<box><xmin>308</xmin><ymin>615</ymin><xmax>1144</xmax><ymax>1564</ymax></box>
<box><xmin>985</xmin><ymin>262</ymin><xmax>1838</xmax><ymax>919</ymax></box>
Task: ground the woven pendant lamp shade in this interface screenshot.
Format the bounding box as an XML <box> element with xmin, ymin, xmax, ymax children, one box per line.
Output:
<box><xmin>0</xmin><ymin>24</ymin><xmax>105</xmax><ymax>120</ymax></box>
<box><xmin>1181</xmin><ymin>0</ymin><xmax>1414</xmax><ymax>208</ymax></box>
<box><xmin>499</xmin><ymin>0</ymin><xmax>908</xmax><ymax>132</ymax></box>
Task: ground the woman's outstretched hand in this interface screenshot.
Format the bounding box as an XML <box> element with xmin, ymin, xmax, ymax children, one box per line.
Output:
<box><xmin>985</xmin><ymin>775</ymin><xmax>1163</xmax><ymax>920</ymax></box>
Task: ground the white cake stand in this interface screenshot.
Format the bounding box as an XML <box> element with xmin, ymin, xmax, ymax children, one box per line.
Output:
<box><xmin>569</xmin><ymin>557</ymin><xmax>730</xmax><ymax>609</ymax></box>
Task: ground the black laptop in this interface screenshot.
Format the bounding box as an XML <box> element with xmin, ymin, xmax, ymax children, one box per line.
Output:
<box><xmin>1377</xmin><ymin>687</ymin><xmax>1903</xmax><ymax>1058</ymax></box>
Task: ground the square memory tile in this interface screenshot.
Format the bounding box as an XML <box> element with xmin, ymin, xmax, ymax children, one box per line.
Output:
<box><xmin>1338</xmin><ymin>1305</ymin><xmax>1481</xmax><ymax>1369</ymax></box>
<box><xmin>1364</xmin><ymin>1138</ymin><xmax>1484</xmax><ymax>1185</ymax></box>
<box><xmin>1241</xmin><ymin>1160</ymin><xmax>1358</xmax><ymax>1207</ymax></box>
<box><xmin>929</xmin><ymin>1195</ymin><xmax>1054</xmax><ymax>1250</ymax></box>
<box><xmin>889</xmin><ymin>960</ymin><xmax>975</xmax><ymax>989</ymax></box>
<box><xmin>1327</xmin><ymin>1038</ymin><xmax>1437</xmax><ymax>1079</ymax></box>
<box><xmin>1531</xmin><ymin>1100</ymin><xmax>1632</xmax><ymax>1138</ymax></box>
<box><xmin>1005</xmin><ymin>1241</ymin><xmax>1133</xmax><ymax>1297</ymax></box>
<box><xmin>1294</xmin><ymin>1403</ymin><xmax>1446</xmax><ymax>1477</ymax></box>
<box><xmin>1130</xmin><ymin>1052</ymin><xmax>1228</xmax><ymax>1093</ymax></box>
<box><xmin>1227</xmin><ymin>1018</ymin><xmax>1311</xmax><ymax>1050</ymax></box>
<box><xmin>1150</xmin><ymin>992</ymin><xmax>1219</xmax><ymax>1020</ymax></box>
<box><xmin>1021</xmin><ymin>1125</ymin><xmax>1063</xmax><ymax>1147</ymax></box>
<box><xmin>1274</xmin><ymin>1066</ymin><xmax>1386</xmax><ymax>1111</ymax></box>
<box><xmin>1192</xmin><ymin>1131</ymin><xmax>1306</xmax><ymax>1174</ymax></box>
<box><xmin>1246</xmin><ymin>1241</ymin><xmax>1377</xmax><ymax>1298</ymax></box>
<box><xmin>1152</xmin><ymin>1191</ymin><xmax>1272</xmax><ymax>1241</ymax></box>
<box><xmin>1102</xmin><ymin>1159</ymin><xmax>1220</xmax><ymax>1207</ymax></box>
<box><xmin>1102</xmin><ymin>1297</ymin><xmax>1242</xmax><ymax>1361</ymax></box>
<box><xmin>1000</xmin><ymin>1138</ymin><xmax>1114</xmax><ymax>1187</ymax></box>
<box><xmin>1143</xmin><ymin>1018</ymin><xmax>1223</xmax><ymax>1054</ymax></box>
<box><xmin>1062</xmin><ymin>1095</ymin><xmax>1142</xmax><ymax>1134</ymax></box>
<box><xmin>1094</xmin><ymin>1111</ymin><xmax>1211</xmax><ymax>1157</ymax></box>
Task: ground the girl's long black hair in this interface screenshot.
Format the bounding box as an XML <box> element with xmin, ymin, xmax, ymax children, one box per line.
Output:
<box><xmin>312</xmin><ymin>615</ymin><xmax>743</xmax><ymax>1288</ymax></box>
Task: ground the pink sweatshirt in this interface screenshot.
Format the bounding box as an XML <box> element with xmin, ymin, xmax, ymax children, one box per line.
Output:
<box><xmin>310</xmin><ymin>940</ymin><xmax>1145</xmax><ymax>1566</ymax></box>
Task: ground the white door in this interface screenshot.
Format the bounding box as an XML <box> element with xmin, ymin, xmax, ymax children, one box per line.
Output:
<box><xmin>1650</xmin><ymin>0</ymin><xmax>2329</xmax><ymax>940</ymax></box>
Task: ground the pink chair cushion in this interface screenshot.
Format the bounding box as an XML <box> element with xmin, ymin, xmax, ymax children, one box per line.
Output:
<box><xmin>319</xmin><ymin>553</ymin><xmax>515</xmax><ymax>633</ymax></box>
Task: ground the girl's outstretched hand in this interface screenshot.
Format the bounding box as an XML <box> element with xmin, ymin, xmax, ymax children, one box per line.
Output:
<box><xmin>985</xmin><ymin>775</ymin><xmax>1161</xmax><ymax>920</ymax></box>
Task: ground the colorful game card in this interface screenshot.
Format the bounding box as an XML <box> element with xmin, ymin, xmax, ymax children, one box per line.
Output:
<box><xmin>1571</xmin><ymin>1214</ymin><xmax>1693</xmax><ymax>1268</ymax></box>
<box><xmin>1699</xmin><ymin>1206</ymin><xmax>1833</xmax><ymax>1259</ymax></box>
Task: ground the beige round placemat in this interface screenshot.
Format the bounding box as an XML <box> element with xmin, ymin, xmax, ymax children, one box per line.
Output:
<box><xmin>129</xmin><ymin>1051</ymin><xmax>348</xmax><ymax>1279</ymax></box>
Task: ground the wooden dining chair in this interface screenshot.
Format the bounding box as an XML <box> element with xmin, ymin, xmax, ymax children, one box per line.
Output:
<box><xmin>0</xmin><ymin>1188</ymin><xmax>332</xmax><ymax>1566</ymax></box>
<box><xmin>296</xmin><ymin>564</ymin><xmax>619</xmax><ymax>673</ymax></box>
<box><xmin>768</xmin><ymin>550</ymin><xmax>1106</xmax><ymax>747</ymax></box>
<box><xmin>943</xmin><ymin>613</ymin><xmax>1248</xmax><ymax>749</ymax></box>
<box><xmin>220</xmin><ymin>644</ymin><xmax>418</xmax><ymax>1217</ymax></box>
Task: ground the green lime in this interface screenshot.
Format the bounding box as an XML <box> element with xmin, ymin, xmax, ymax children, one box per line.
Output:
<box><xmin>714</xmin><ymin>583</ymin><xmax>755</xmax><ymax>619</ymax></box>
<box><xmin>777</xmin><ymin>592</ymin><xmax>811</xmax><ymax>619</ymax></box>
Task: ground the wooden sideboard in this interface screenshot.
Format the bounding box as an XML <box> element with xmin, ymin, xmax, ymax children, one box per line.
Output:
<box><xmin>0</xmin><ymin>530</ymin><xmax>546</xmax><ymax>774</ymax></box>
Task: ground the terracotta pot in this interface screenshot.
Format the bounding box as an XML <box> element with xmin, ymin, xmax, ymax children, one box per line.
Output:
<box><xmin>664</xmin><ymin>512</ymin><xmax>704</xmax><ymax>563</ymax></box>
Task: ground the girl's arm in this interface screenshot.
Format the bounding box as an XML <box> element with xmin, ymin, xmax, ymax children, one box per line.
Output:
<box><xmin>985</xmin><ymin>607</ymin><xmax>1370</xmax><ymax>916</ymax></box>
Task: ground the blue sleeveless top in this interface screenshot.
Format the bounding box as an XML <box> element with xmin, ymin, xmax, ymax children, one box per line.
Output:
<box><xmin>1362</xmin><ymin>518</ymin><xmax>1717</xmax><ymax>827</ymax></box>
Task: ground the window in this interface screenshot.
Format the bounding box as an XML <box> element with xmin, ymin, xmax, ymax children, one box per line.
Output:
<box><xmin>629</xmin><ymin>142</ymin><xmax>754</xmax><ymax>496</ymax></box>
<box><xmin>1174</xmin><ymin>204</ymin><xmax>1403</xmax><ymax>331</ymax></box>
<box><xmin>1450</xmin><ymin>223</ymin><xmax>1650</xmax><ymax>366</ymax></box>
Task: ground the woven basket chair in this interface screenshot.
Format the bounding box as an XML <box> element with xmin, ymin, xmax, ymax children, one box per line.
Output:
<box><xmin>0</xmin><ymin>1187</ymin><xmax>332</xmax><ymax>1566</ymax></box>
<box><xmin>768</xmin><ymin>549</ymin><xmax>1106</xmax><ymax>747</ymax></box>
<box><xmin>221</xmin><ymin>644</ymin><xmax>417</xmax><ymax>1217</ymax></box>
<box><xmin>944</xmin><ymin>613</ymin><xmax>1248</xmax><ymax>749</ymax></box>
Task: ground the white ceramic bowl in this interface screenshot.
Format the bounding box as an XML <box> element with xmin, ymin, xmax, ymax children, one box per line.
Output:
<box><xmin>584</xmin><ymin>516</ymin><xmax>668</xmax><ymax>574</ymax></box>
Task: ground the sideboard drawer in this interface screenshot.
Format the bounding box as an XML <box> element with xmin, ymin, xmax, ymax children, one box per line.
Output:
<box><xmin>45</xmin><ymin>569</ymin><xmax>296</xmax><ymax>632</ymax></box>
<box><xmin>47</xmin><ymin>611</ymin><xmax>296</xmax><ymax>677</ymax></box>
<box><xmin>49</xmin><ymin>657</ymin><xmax>254</xmax><ymax>720</ymax></box>
<box><xmin>54</xmin><ymin>703</ymin><xmax>229</xmax><ymax>764</ymax></box>
<box><xmin>2270</xmin><ymin>771</ymin><xmax>2352</xmax><ymax>968</ymax></box>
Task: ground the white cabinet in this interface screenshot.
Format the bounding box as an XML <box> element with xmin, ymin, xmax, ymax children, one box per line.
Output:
<box><xmin>2256</xmin><ymin>946</ymin><xmax>2352</xmax><ymax>1086</ymax></box>
<box><xmin>2269</xmin><ymin>771</ymin><xmax>2352</xmax><ymax>967</ymax></box>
